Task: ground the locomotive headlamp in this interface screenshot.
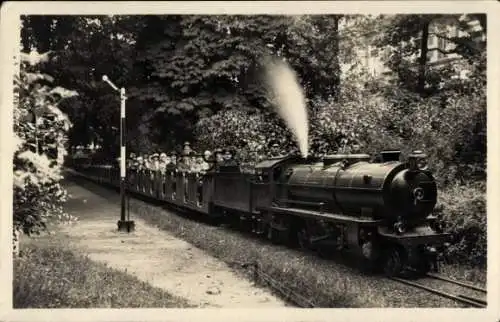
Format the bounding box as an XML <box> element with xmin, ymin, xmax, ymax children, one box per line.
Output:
<box><xmin>408</xmin><ymin>150</ymin><xmax>428</xmax><ymax>171</ymax></box>
<box><xmin>413</xmin><ymin>187</ymin><xmax>425</xmax><ymax>202</ymax></box>
<box><xmin>417</xmin><ymin>158</ymin><xmax>428</xmax><ymax>170</ymax></box>
<box><xmin>394</xmin><ymin>220</ymin><xmax>405</xmax><ymax>234</ymax></box>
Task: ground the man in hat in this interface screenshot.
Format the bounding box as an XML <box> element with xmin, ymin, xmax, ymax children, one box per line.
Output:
<box><xmin>200</xmin><ymin>150</ymin><xmax>212</xmax><ymax>172</ymax></box>
<box><xmin>136</xmin><ymin>155</ymin><xmax>144</xmax><ymax>171</ymax></box>
<box><xmin>269</xmin><ymin>140</ymin><xmax>285</xmax><ymax>158</ymax></box>
<box><xmin>159</xmin><ymin>152</ymin><xmax>168</xmax><ymax>172</ymax></box>
<box><xmin>165</xmin><ymin>152</ymin><xmax>177</xmax><ymax>171</ymax></box>
<box><xmin>351</xmin><ymin>142</ymin><xmax>362</xmax><ymax>154</ymax></box>
<box><xmin>182</xmin><ymin>142</ymin><xmax>192</xmax><ymax>156</ymax></box>
<box><xmin>142</xmin><ymin>154</ymin><xmax>150</xmax><ymax>169</ymax></box>
<box><xmin>128</xmin><ymin>152</ymin><xmax>137</xmax><ymax>170</ymax></box>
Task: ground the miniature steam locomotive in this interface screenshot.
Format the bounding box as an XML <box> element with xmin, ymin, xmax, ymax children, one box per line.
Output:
<box><xmin>77</xmin><ymin>149</ymin><xmax>450</xmax><ymax>277</ymax></box>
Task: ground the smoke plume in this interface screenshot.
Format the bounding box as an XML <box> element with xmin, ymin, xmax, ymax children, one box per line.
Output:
<box><xmin>263</xmin><ymin>57</ymin><xmax>309</xmax><ymax>158</ymax></box>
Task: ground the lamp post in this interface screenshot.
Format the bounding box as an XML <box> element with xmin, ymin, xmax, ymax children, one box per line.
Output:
<box><xmin>102</xmin><ymin>75</ymin><xmax>135</xmax><ymax>233</ymax></box>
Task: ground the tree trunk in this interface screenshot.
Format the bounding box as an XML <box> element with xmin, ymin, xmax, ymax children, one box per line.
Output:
<box><xmin>13</xmin><ymin>228</ymin><xmax>22</xmax><ymax>257</ymax></box>
<box><xmin>417</xmin><ymin>21</ymin><xmax>430</xmax><ymax>94</ymax></box>
<box><xmin>332</xmin><ymin>16</ymin><xmax>341</xmax><ymax>102</ymax></box>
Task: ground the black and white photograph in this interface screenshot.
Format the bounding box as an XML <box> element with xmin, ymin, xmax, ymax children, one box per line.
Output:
<box><xmin>0</xmin><ymin>1</ymin><xmax>498</xmax><ymax>321</ymax></box>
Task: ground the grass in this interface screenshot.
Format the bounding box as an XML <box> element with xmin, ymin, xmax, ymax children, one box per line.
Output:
<box><xmin>439</xmin><ymin>263</ymin><xmax>487</xmax><ymax>287</ymax></box>
<box><xmin>130</xmin><ymin>200</ymin><xmax>365</xmax><ymax>307</ymax></box>
<box><xmin>13</xmin><ymin>236</ymin><xmax>193</xmax><ymax>308</ymax></box>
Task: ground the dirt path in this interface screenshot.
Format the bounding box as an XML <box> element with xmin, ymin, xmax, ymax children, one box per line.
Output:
<box><xmin>58</xmin><ymin>180</ymin><xmax>287</xmax><ymax>308</ymax></box>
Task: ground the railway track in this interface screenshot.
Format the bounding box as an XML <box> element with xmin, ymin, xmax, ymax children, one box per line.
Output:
<box><xmin>390</xmin><ymin>273</ymin><xmax>487</xmax><ymax>308</ymax></box>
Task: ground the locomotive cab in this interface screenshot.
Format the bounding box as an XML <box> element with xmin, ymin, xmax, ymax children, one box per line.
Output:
<box><xmin>378</xmin><ymin>150</ymin><xmax>401</xmax><ymax>162</ymax></box>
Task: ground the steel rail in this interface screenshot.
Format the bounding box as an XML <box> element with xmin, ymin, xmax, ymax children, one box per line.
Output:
<box><xmin>425</xmin><ymin>272</ymin><xmax>487</xmax><ymax>293</ymax></box>
<box><xmin>390</xmin><ymin>277</ymin><xmax>487</xmax><ymax>308</ymax></box>
<box><xmin>457</xmin><ymin>294</ymin><xmax>487</xmax><ymax>306</ymax></box>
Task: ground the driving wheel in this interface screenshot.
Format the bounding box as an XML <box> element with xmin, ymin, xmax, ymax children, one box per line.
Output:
<box><xmin>383</xmin><ymin>247</ymin><xmax>404</xmax><ymax>277</ymax></box>
<box><xmin>297</xmin><ymin>227</ymin><xmax>312</xmax><ymax>250</ymax></box>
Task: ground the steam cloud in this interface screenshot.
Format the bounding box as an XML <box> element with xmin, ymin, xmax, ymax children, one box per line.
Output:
<box><xmin>263</xmin><ymin>57</ymin><xmax>309</xmax><ymax>158</ymax></box>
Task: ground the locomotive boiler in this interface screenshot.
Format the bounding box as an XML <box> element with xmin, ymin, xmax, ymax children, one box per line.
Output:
<box><xmin>279</xmin><ymin>150</ymin><xmax>437</xmax><ymax>227</ymax></box>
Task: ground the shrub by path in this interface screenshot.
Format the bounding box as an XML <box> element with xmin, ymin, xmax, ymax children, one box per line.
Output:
<box><xmin>53</xmin><ymin>179</ymin><xmax>287</xmax><ymax>308</ymax></box>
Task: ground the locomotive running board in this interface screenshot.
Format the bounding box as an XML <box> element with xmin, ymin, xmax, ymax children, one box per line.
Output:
<box><xmin>260</xmin><ymin>206</ymin><xmax>383</xmax><ymax>226</ymax></box>
<box><xmin>377</xmin><ymin>226</ymin><xmax>452</xmax><ymax>246</ymax></box>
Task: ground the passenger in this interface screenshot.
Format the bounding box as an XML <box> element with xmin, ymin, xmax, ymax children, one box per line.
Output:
<box><xmin>182</xmin><ymin>142</ymin><xmax>193</xmax><ymax>156</ymax></box>
<box><xmin>189</xmin><ymin>156</ymin><xmax>199</xmax><ymax>173</ymax></box>
<box><xmin>142</xmin><ymin>155</ymin><xmax>149</xmax><ymax>171</ymax></box>
<box><xmin>170</xmin><ymin>152</ymin><xmax>177</xmax><ymax>166</ymax></box>
<box><xmin>136</xmin><ymin>156</ymin><xmax>144</xmax><ymax>171</ymax></box>
<box><xmin>159</xmin><ymin>153</ymin><xmax>168</xmax><ymax>173</ymax></box>
<box><xmin>221</xmin><ymin>149</ymin><xmax>239</xmax><ymax>167</ymax></box>
<box><xmin>199</xmin><ymin>150</ymin><xmax>216</xmax><ymax>172</ymax></box>
<box><xmin>214</xmin><ymin>149</ymin><xmax>224</xmax><ymax>164</ymax></box>
<box><xmin>151</xmin><ymin>153</ymin><xmax>160</xmax><ymax>171</ymax></box>
<box><xmin>351</xmin><ymin>143</ymin><xmax>362</xmax><ymax>154</ymax></box>
<box><xmin>184</xmin><ymin>152</ymin><xmax>194</xmax><ymax>173</ymax></box>
<box><xmin>142</xmin><ymin>154</ymin><xmax>149</xmax><ymax>169</ymax></box>
<box><xmin>177</xmin><ymin>155</ymin><xmax>189</xmax><ymax>173</ymax></box>
<box><xmin>192</xmin><ymin>155</ymin><xmax>207</xmax><ymax>174</ymax></box>
<box><xmin>148</xmin><ymin>154</ymin><xmax>156</xmax><ymax>170</ymax></box>
<box><xmin>203</xmin><ymin>150</ymin><xmax>213</xmax><ymax>168</ymax></box>
<box><xmin>269</xmin><ymin>141</ymin><xmax>285</xmax><ymax>158</ymax></box>
<box><xmin>203</xmin><ymin>150</ymin><xmax>212</xmax><ymax>162</ymax></box>
<box><xmin>128</xmin><ymin>153</ymin><xmax>137</xmax><ymax>169</ymax></box>
<box><xmin>132</xmin><ymin>156</ymin><xmax>140</xmax><ymax>170</ymax></box>
<box><xmin>166</xmin><ymin>156</ymin><xmax>176</xmax><ymax>171</ymax></box>
<box><xmin>193</xmin><ymin>155</ymin><xmax>200</xmax><ymax>173</ymax></box>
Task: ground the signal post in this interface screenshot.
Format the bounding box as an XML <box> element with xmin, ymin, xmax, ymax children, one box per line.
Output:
<box><xmin>102</xmin><ymin>75</ymin><xmax>135</xmax><ymax>233</ymax></box>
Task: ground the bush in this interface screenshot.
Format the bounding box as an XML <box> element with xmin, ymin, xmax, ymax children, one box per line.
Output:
<box><xmin>194</xmin><ymin>108</ymin><xmax>301</xmax><ymax>163</ymax></box>
<box><xmin>13</xmin><ymin>50</ymin><xmax>79</xmax><ymax>253</ymax></box>
<box><xmin>434</xmin><ymin>181</ymin><xmax>486</xmax><ymax>267</ymax></box>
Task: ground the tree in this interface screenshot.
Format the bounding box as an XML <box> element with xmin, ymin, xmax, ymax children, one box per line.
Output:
<box><xmin>21</xmin><ymin>15</ymin><xmax>143</xmax><ymax>156</ymax></box>
<box><xmin>373</xmin><ymin>14</ymin><xmax>486</xmax><ymax>95</ymax></box>
<box><xmin>129</xmin><ymin>15</ymin><xmax>346</xmax><ymax>151</ymax></box>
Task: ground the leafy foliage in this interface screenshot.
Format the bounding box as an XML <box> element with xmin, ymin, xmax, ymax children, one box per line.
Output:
<box><xmin>195</xmin><ymin>108</ymin><xmax>298</xmax><ymax>165</ymax></box>
<box><xmin>128</xmin><ymin>15</ymin><xmax>346</xmax><ymax>150</ymax></box>
<box><xmin>21</xmin><ymin>15</ymin><xmax>142</xmax><ymax>156</ymax></box>
<box><xmin>13</xmin><ymin>50</ymin><xmax>78</xmax><ymax>252</ymax></box>
<box><xmin>435</xmin><ymin>181</ymin><xmax>486</xmax><ymax>267</ymax></box>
